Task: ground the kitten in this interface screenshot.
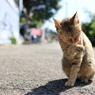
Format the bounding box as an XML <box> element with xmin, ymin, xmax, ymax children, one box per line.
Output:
<box><xmin>53</xmin><ymin>12</ymin><xmax>95</xmax><ymax>87</ymax></box>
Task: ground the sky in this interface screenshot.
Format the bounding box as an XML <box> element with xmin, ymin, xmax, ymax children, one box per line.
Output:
<box><xmin>42</xmin><ymin>0</ymin><xmax>95</xmax><ymax>31</ymax></box>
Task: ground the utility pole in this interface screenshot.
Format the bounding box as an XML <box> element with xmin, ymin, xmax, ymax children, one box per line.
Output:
<box><xmin>65</xmin><ymin>2</ymin><xmax>68</xmax><ymax>17</ymax></box>
<box><xmin>19</xmin><ymin>0</ymin><xmax>23</xmax><ymax>11</ymax></box>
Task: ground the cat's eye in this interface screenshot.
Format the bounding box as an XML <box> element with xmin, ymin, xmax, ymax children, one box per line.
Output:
<box><xmin>74</xmin><ymin>38</ymin><xmax>76</xmax><ymax>41</ymax></box>
<box><xmin>69</xmin><ymin>39</ymin><xmax>72</xmax><ymax>43</ymax></box>
<box><xmin>59</xmin><ymin>31</ymin><xmax>63</xmax><ymax>34</ymax></box>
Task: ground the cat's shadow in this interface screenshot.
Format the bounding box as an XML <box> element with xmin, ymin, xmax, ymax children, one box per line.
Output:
<box><xmin>25</xmin><ymin>78</ymin><xmax>92</xmax><ymax>95</ymax></box>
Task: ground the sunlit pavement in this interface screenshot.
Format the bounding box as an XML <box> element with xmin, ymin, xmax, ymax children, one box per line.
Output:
<box><xmin>0</xmin><ymin>43</ymin><xmax>95</xmax><ymax>95</ymax></box>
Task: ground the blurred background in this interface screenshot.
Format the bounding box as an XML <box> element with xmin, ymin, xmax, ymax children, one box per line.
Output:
<box><xmin>0</xmin><ymin>0</ymin><xmax>95</xmax><ymax>46</ymax></box>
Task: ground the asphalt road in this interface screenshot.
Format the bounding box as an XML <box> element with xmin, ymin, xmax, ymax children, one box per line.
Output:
<box><xmin>0</xmin><ymin>43</ymin><xmax>95</xmax><ymax>95</ymax></box>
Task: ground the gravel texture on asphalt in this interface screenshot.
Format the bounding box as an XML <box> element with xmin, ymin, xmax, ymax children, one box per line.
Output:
<box><xmin>0</xmin><ymin>43</ymin><xmax>95</xmax><ymax>95</ymax></box>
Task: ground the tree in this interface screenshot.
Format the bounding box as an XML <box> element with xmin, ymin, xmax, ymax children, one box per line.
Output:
<box><xmin>82</xmin><ymin>14</ymin><xmax>95</xmax><ymax>46</ymax></box>
<box><xmin>23</xmin><ymin>0</ymin><xmax>61</xmax><ymax>23</ymax></box>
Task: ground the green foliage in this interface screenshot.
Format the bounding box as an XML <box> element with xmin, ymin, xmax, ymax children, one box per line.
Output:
<box><xmin>20</xmin><ymin>16</ymin><xmax>26</xmax><ymax>25</ymax></box>
<box><xmin>50</xmin><ymin>35</ymin><xmax>55</xmax><ymax>42</ymax></box>
<box><xmin>50</xmin><ymin>30</ymin><xmax>57</xmax><ymax>42</ymax></box>
<box><xmin>10</xmin><ymin>37</ymin><xmax>17</xmax><ymax>44</ymax></box>
<box><xmin>23</xmin><ymin>0</ymin><xmax>61</xmax><ymax>23</ymax></box>
<box><xmin>82</xmin><ymin>14</ymin><xmax>95</xmax><ymax>46</ymax></box>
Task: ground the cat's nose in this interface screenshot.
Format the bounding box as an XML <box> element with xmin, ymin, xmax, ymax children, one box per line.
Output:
<box><xmin>69</xmin><ymin>38</ymin><xmax>76</xmax><ymax>44</ymax></box>
<box><xmin>72</xmin><ymin>39</ymin><xmax>76</xmax><ymax>43</ymax></box>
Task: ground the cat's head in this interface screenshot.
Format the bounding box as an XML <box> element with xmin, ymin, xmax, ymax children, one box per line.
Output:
<box><xmin>53</xmin><ymin>12</ymin><xmax>82</xmax><ymax>45</ymax></box>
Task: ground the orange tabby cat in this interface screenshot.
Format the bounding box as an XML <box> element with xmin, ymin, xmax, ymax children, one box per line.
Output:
<box><xmin>53</xmin><ymin>12</ymin><xmax>95</xmax><ymax>87</ymax></box>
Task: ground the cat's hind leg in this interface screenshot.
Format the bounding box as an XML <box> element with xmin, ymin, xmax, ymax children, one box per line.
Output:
<box><xmin>78</xmin><ymin>59</ymin><xmax>95</xmax><ymax>84</ymax></box>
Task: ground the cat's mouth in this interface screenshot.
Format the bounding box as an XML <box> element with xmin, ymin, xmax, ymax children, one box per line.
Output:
<box><xmin>69</xmin><ymin>42</ymin><xmax>78</xmax><ymax>45</ymax></box>
<box><xmin>68</xmin><ymin>40</ymin><xmax>80</xmax><ymax>45</ymax></box>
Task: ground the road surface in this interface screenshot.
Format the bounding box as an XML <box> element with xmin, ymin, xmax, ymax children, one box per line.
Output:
<box><xmin>0</xmin><ymin>43</ymin><xmax>95</xmax><ymax>95</ymax></box>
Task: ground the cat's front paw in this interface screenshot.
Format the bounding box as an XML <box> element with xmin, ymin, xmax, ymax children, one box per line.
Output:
<box><xmin>76</xmin><ymin>45</ymin><xmax>85</xmax><ymax>53</ymax></box>
<box><xmin>65</xmin><ymin>81</ymin><xmax>74</xmax><ymax>87</ymax></box>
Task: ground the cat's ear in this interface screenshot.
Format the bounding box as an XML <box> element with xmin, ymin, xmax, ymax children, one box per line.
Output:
<box><xmin>53</xmin><ymin>18</ymin><xmax>61</xmax><ymax>30</ymax></box>
<box><xmin>70</xmin><ymin>12</ymin><xmax>79</xmax><ymax>25</ymax></box>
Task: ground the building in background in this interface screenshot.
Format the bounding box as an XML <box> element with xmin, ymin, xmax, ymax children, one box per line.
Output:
<box><xmin>0</xmin><ymin>0</ymin><xmax>22</xmax><ymax>44</ymax></box>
